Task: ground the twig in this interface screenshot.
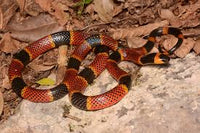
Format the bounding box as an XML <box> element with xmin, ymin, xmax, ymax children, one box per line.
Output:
<box><xmin>63</xmin><ymin>113</ymin><xmax>81</xmax><ymax>122</ymax></box>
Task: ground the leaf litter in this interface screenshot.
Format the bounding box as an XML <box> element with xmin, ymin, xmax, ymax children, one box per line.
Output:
<box><xmin>0</xmin><ymin>0</ymin><xmax>200</xmax><ymax>123</ymax></box>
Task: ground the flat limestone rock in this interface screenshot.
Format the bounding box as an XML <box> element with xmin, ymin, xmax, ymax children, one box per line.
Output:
<box><xmin>1</xmin><ymin>53</ymin><xmax>200</xmax><ymax>133</ymax></box>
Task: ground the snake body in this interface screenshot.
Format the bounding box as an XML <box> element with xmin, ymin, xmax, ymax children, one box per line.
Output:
<box><xmin>8</xmin><ymin>27</ymin><xmax>183</xmax><ymax>111</ymax></box>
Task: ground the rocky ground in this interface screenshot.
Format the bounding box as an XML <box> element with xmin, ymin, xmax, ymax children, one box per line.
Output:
<box><xmin>0</xmin><ymin>53</ymin><xmax>200</xmax><ymax>133</ymax></box>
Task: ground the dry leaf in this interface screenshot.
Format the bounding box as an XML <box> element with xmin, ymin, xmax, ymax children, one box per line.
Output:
<box><xmin>93</xmin><ymin>0</ymin><xmax>113</xmax><ymax>22</ymax></box>
<box><xmin>35</xmin><ymin>0</ymin><xmax>53</xmax><ymax>12</ymax></box>
<box><xmin>171</xmin><ymin>1</ymin><xmax>200</xmax><ymax>27</ymax></box>
<box><xmin>7</xmin><ymin>14</ymin><xmax>64</xmax><ymax>42</ymax></box>
<box><xmin>58</xmin><ymin>45</ymin><xmax>68</xmax><ymax>66</ymax></box>
<box><xmin>69</xmin><ymin>18</ymin><xmax>85</xmax><ymax>30</ymax></box>
<box><xmin>0</xmin><ymin>32</ymin><xmax>27</xmax><ymax>53</ymax></box>
<box><xmin>163</xmin><ymin>37</ymin><xmax>195</xmax><ymax>58</ymax></box>
<box><xmin>56</xmin><ymin>45</ymin><xmax>68</xmax><ymax>83</ymax></box>
<box><xmin>0</xmin><ymin>90</ymin><xmax>3</xmax><ymax>116</ymax></box>
<box><xmin>8</xmin><ymin>14</ymin><xmax>55</xmax><ymax>31</ymax></box>
<box><xmin>85</xmin><ymin>3</ymin><xmax>95</xmax><ymax>19</ymax></box>
<box><xmin>124</xmin><ymin>0</ymin><xmax>141</xmax><ymax>8</ymax></box>
<box><xmin>127</xmin><ymin>37</ymin><xmax>158</xmax><ymax>53</ymax></box>
<box><xmin>159</xmin><ymin>9</ymin><xmax>182</xmax><ymax>27</ymax></box>
<box><xmin>2</xmin><ymin>75</ymin><xmax>10</xmax><ymax>90</ymax></box>
<box><xmin>36</xmin><ymin>0</ymin><xmax>72</xmax><ymax>26</ymax></box>
<box><xmin>159</xmin><ymin>9</ymin><xmax>175</xmax><ymax>19</ymax></box>
<box><xmin>51</xmin><ymin>1</ymin><xmax>70</xmax><ymax>26</ymax></box>
<box><xmin>182</xmin><ymin>28</ymin><xmax>200</xmax><ymax>37</ymax></box>
<box><xmin>23</xmin><ymin>0</ymin><xmax>43</xmax><ymax>16</ymax></box>
<box><xmin>0</xmin><ymin>53</ymin><xmax>11</xmax><ymax>89</ymax></box>
<box><xmin>36</xmin><ymin>78</ymin><xmax>56</xmax><ymax>86</ymax></box>
<box><xmin>178</xmin><ymin>4</ymin><xmax>200</xmax><ymax>28</ymax></box>
<box><xmin>179</xmin><ymin>1</ymin><xmax>200</xmax><ymax>20</ymax></box>
<box><xmin>56</xmin><ymin>66</ymin><xmax>66</xmax><ymax>84</ymax></box>
<box><xmin>28</xmin><ymin>50</ymin><xmax>57</xmax><ymax>72</ymax></box>
<box><xmin>193</xmin><ymin>38</ymin><xmax>200</xmax><ymax>54</ymax></box>
<box><xmin>174</xmin><ymin>38</ymin><xmax>195</xmax><ymax>58</ymax></box>
<box><xmin>109</xmin><ymin>20</ymin><xmax>169</xmax><ymax>40</ymax></box>
<box><xmin>94</xmin><ymin>0</ymin><xmax>122</xmax><ymax>22</ymax></box>
<box><xmin>181</xmin><ymin>12</ymin><xmax>200</xmax><ymax>28</ymax></box>
<box><xmin>0</xmin><ymin>0</ymin><xmax>18</xmax><ymax>30</ymax></box>
<box><xmin>28</xmin><ymin>64</ymin><xmax>55</xmax><ymax>73</ymax></box>
<box><xmin>127</xmin><ymin>37</ymin><xmax>146</xmax><ymax>48</ymax></box>
<box><xmin>159</xmin><ymin>2</ymin><xmax>200</xmax><ymax>28</ymax></box>
<box><xmin>16</xmin><ymin>0</ymin><xmax>25</xmax><ymax>13</ymax></box>
<box><xmin>2</xmin><ymin>68</ymin><xmax>11</xmax><ymax>89</ymax></box>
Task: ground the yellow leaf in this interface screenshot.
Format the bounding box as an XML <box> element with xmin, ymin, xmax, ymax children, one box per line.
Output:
<box><xmin>36</xmin><ymin>78</ymin><xmax>55</xmax><ymax>86</ymax></box>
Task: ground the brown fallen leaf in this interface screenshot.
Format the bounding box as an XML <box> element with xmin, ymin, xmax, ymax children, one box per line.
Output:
<box><xmin>23</xmin><ymin>0</ymin><xmax>43</xmax><ymax>16</ymax></box>
<box><xmin>16</xmin><ymin>0</ymin><xmax>25</xmax><ymax>13</ymax></box>
<box><xmin>56</xmin><ymin>45</ymin><xmax>68</xmax><ymax>83</ymax></box>
<box><xmin>7</xmin><ymin>14</ymin><xmax>64</xmax><ymax>42</ymax></box>
<box><xmin>126</xmin><ymin>37</ymin><xmax>146</xmax><ymax>48</ymax></box>
<box><xmin>181</xmin><ymin>0</ymin><xmax>198</xmax><ymax>5</ymax></box>
<box><xmin>0</xmin><ymin>90</ymin><xmax>4</xmax><ymax>116</ymax></box>
<box><xmin>1</xmin><ymin>67</ymin><xmax>11</xmax><ymax>89</ymax></box>
<box><xmin>85</xmin><ymin>3</ymin><xmax>96</xmax><ymax>21</ymax></box>
<box><xmin>93</xmin><ymin>0</ymin><xmax>113</xmax><ymax>22</ymax></box>
<box><xmin>159</xmin><ymin>2</ymin><xmax>200</xmax><ymax>28</ymax></box>
<box><xmin>163</xmin><ymin>37</ymin><xmax>195</xmax><ymax>58</ymax></box>
<box><xmin>36</xmin><ymin>0</ymin><xmax>73</xmax><ymax>26</ymax></box>
<box><xmin>159</xmin><ymin>9</ymin><xmax>182</xmax><ymax>27</ymax></box>
<box><xmin>109</xmin><ymin>20</ymin><xmax>169</xmax><ymax>40</ymax></box>
<box><xmin>28</xmin><ymin>64</ymin><xmax>55</xmax><ymax>73</ymax></box>
<box><xmin>174</xmin><ymin>38</ymin><xmax>195</xmax><ymax>58</ymax></box>
<box><xmin>56</xmin><ymin>66</ymin><xmax>66</xmax><ymax>84</ymax></box>
<box><xmin>0</xmin><ymin>0</ymin><xmax>18</xmax><ymax>30</ymax></box>
<box><xmin>26</xmin><ymin>45</ymin><xmax>67</xmax><ymax>85</ymax></box>
<box><xmin>23</xmin><ymin>66</ymin><xmax>52</xmax><ymax>85</ymax></box>
<box><xmin>0</xmin><ymin>32</ymin><xmax>27</xmax><ymax>53</ymax></box>
<box><xmin>176</xmin><ymin>1</ymin><xmax>200</xmax><ymax>27</ymax></box>
<box><xmin>127</xmin><ymin>36</ymin><xmax>158</xmax><ymax>53</ymax></box>
<box><xmin>35</xmin><ymin>0</ymin><xmax>53</xmax><ymax>12</ymax></box>
<box><xmin>58</xmin><ymin>45</ymin><xmax>68</xmax><ymax>66</ymax></box>
<box><xmin>51</xmin><ymin>1</ymin><xmax>70</xmax><ymax>26</ymax></box>
<box><xmin>193</xmin><ymin>38</ymin><xmax>200</xmax><ymax>54</ymax></box>
<box><xmin>0</xmin><ymin>52</ymin><xmax>11</xmax><ymax>89</ymax></box>
<box><xmin>8</xmin><ymin>13</ymin><xmax>53</xmax><ymax>31</ymax></box>
<box><xmin>93</xmin><ymin>0</ymin><xmax>122</xmax><ymax>22</ymax></box>
<box><xmin>182</xmin><ymin>28</ymin><xmax>200</xmax><ymax>38</ymax></box>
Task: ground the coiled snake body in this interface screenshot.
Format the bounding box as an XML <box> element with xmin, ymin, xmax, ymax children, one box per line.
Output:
<box><xmin>8</xmin><ymin>27</ymin><xmax>183</xmax><ymax>111</ymax></box>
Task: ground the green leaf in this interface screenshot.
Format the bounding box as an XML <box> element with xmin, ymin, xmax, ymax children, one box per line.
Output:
<box><xmin>73</xmin><ymin>0</ymin><xmax>93</xmax><ymax>15</ymax></box>
<box><xmin>36</xmin><ymin>78</ymin><xmax>56</xmax><ymax>86</ymax></box>
<box><xmin>85</xmin><ymin>0</ymin><xmax>93</xmax><ymax>4</ymax></box>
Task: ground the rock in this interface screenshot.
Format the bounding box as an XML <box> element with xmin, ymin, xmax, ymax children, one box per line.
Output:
<box><xmin>0</xmin><ymin>53</ymin><xmax>200</xmax><ymax>133</ymax></box>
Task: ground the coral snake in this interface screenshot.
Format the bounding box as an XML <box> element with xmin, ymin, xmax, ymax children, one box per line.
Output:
<box><xmin>8</xmin><ymin>27</ymin><xmax>183</xmax><ymax>111</ymax></box>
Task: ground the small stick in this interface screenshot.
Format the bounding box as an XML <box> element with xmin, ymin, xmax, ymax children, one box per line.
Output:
<box><xmin>63</xmin><ymin>113</ymin><xmax>81</xmax><ymax>122</ymax></box>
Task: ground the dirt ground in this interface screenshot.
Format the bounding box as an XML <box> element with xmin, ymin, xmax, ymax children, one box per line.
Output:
<box><xmin>0</xmin><ymin>0</ymin><xmax>200</xmax><ymax>127</ymax></box>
